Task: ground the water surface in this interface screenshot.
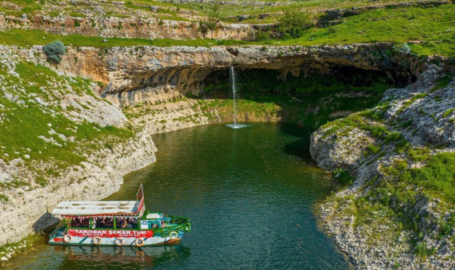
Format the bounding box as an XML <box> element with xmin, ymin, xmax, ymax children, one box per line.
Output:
<box><xmin>6</xmin><ymin>123</ymin><xmax>349</xmax><ymax>269</ymax></box>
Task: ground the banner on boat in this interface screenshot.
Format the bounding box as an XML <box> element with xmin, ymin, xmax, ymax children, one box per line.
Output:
<box><xmin>68</xmin><ymin>229</ymin><xmax>154</xmax><ymax>238</ymax></box>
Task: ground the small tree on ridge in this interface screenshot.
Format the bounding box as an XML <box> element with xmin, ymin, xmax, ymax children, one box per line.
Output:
<box><xmin>43</xmin><ymin>41</ymin><xmax>66</xmax><ymax>64</ymax></box>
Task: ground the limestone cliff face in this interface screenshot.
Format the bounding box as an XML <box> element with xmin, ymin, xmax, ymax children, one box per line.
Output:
<box><xmin>97</xmin><ymin>43</ymin><xmax>415</xmax><ymax>103</ymax></box>
<box><xmin>0</xmin><ymin>42</ymin><xmax>446</xmax><ymax>265</ymax></box>
<box><xmin>1</xmin><ymin>130</ymin><xmax>157</xmax><ymax>247</ymax></box>
<box><xmin>6</xmin><ymin>43</ymin><xmax>417</xmax><ymax>136</ymax></box>
<box><xmin>310</xmin><ymin>61</ymin><xmax>455</xmax><ymax>185</ymax></box>
<box><xmin>0</xmin><ymin>47</ymin><xmax>157</xmax><ymax>258</ymax></box>
<box><xmin>0</xmin><ymin>14</ymin><xmax>254</xmax><ymax>40</ymax></box>
<box><xmin>14</xmin><ymin>43</ymin><xmax>414</xmax><ymax>107</ymax></box>
<box><xmin>310</xmin><ymin>62</ymin><xmax>455</xmax><ymax>269</ymax></box>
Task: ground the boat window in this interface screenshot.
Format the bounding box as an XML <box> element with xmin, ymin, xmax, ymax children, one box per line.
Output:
<box><xmin>150</xmin><ymin>220</ymin><xmax>161</xmax><ymax>228</ymax></box>
<box><xmin>70</xmin><ymin>217</ymin><xmax>90</xmax><ymax>228</ymax></box>
<box><xmin>116</xmin><ymin>217</ymin><xmax>137</xmax><ymax>229</ymax></box>
<box><xmin>94</xmin><ymin>217</ymin><xmax>114</xmax><ymax>229</ymax></box>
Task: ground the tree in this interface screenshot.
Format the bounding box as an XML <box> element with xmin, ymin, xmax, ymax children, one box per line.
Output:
<box><xmin>276</xmin><ymin>10</ymin><xmax>312</xmax><ymax>40</ymax></box>
<box><xmin>43</xmin><ymin>41</ymin><xmax>66</xmax><ymax>64</ymax></box>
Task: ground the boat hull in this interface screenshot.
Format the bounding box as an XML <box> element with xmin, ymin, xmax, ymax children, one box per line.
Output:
<box><xmin>49</xmin><ymin>235</ymin><xmax>183</xmax><ymax>246</ymax></box>
<box><xmin>49</xmin><ymin>228</ymin><xmax>184</xmax><ymax>247</ymax></box>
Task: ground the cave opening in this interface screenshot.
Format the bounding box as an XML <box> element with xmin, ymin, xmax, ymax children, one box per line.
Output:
<box><xmin>194</xmin><ymin>64</ymin><xmax>415</xmax><ymax>128</ymax></box>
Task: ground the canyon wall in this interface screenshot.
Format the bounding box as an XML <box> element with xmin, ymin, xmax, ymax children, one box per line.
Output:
<box><xmin>10</xmin><ymin>43</ymin><xmax>414</xmax><ymax>103</ymax></box>
<box><xmin>311</xmin><ymin>61</ymin><xmax>455</xmax><ymax>269</ymax></box>
<box><xmin>0</xmin><ymin>47</ymin><xmax>157</xmax><ymax>260</ymax></box>
<box><xmin>1</xmin><ymin>42</ymin><xmax>450</xmax><ymax>267</ymax></box>
<box><xmin>0</xmin><ymin>14</ymin><xmax>255</xmax><ymax>40</ymax></box>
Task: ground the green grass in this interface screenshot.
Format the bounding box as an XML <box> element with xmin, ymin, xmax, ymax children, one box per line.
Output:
<box><xmin>385</xmin><ymin>131</ymin><xmax>402</xmax><ymax>142</ymax></box>
<box><xmin>164</xmin><ymin>0</ymin><xmax>430</xmax><ymax>22</ymax></box>
<box><xmin>0</xmin><ymin>0</ymin><xmax>42</xmax><ymax>16</ymax></box>
<box><xmin>407</xmin><ymin>147</ymin><xmax>430</xmax><ymax>161</ymax></box>
<box><xmin>274</xmin><ymin>5</ymin><xmax>455</xmax><ymax>57</ymax></box>
<box><xmin>431</xmin><ymin>73</ymin><xmax>453</xmax><ymax>93</ymax></box>
<box><xmin>0</xmin><ymin>194</ymin><xmax>9</xmax><ymax>202</ymax></box>
<box><xmin>366</xmin><ymin>154</ymin><xmax>455</xmax><ymax>242</ymax></box>
<box><xmin>0</xmin><ymin>29</ymin><xmax>249</xmax><ymax>48</ymax></box>
<box><xmin>443</xmin><ymin>108</ymin><xmax>455</xmax><ymax>118</ymax></box>
<box><xmin>0</xmin><ymin>233</ymin><xmax>47</xmax><ymax>260</ymax></box>
<box><xmin>365</xmin><ymin>144</ymin><xmax>381</xmax><ymax>156</ymax></box>
<box><xmin>322</xmin><ymin>112</ymin><xmax>390</xmax><ymax>140</ymax></box>
<box><xmin>0</xmin><ymin>5</ymin><xmax>454</xmax><ymax>56</ymax></box>
<box><xmin>342</xmin><ymin>152</ymin><xmax>455</xmax><ymax>256</ymax></box>
<box><xmin>0</xmin><ymin>61</ymin><xmax>133</xmax><ymax>179</ymax></box>
<box><xmin>396</xmin><ymin>93</ymin><xmax>428</xmax><ymax>116</ymax></box>
<box><xmin>401</xmin><ymin>153</ymin><xmax>455</xmax><ymax>203</ymax></box>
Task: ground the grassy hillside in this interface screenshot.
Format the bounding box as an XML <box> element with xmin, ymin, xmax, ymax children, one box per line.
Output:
<box><xmin>0</xmin><ymin>1</ymin><xmax>453</xmax><ymax>56</ymax></box>
<box><xmin>0</xmin><ymin>60</ymin><xmax>132</xmax><ymax>193</ymax></box>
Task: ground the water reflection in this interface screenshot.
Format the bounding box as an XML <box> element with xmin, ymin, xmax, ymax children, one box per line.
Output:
<box><xmin>7</xmin><ymin>244</ymin><xmax>190</xmax><ymax>269</ymax></box>
<box><xmin>57</xmin><ymin>245</ymin><xmax>190</xmax><ymax>269</ymax></box>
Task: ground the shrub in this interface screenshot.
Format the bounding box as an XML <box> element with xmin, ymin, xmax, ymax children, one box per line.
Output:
<box><xmin>256</xmin><ymin>30</ymin><xmax>270</xmax><ymax>41</ymax></box>
<box><xmin>275</xmin><ymin>10</ymin><xmax>312</xmax><ymax>40</ymax></box>
<box><xmin>392</xmin><ymin>43</ymin><xmax>411</xmax><ymax>55</ymax></box>
<box><xmin>334</xmin><ymin>168</ymin><xmax>354</xmax><ymax>185</ymax></box>
<box><xmin>43</xmin><ymin>41</ymin><xmax>66</xmax><ymax>64</ymax></box>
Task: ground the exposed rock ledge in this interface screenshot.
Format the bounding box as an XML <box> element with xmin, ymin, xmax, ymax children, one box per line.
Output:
<box><xmin>0</xmin><ymin>48</ymin><xmax>158</xmax><ymax>261</ymax></box>
<box><xmin>311</xmin><ymin>60</ymin><xmax>455</xmax><ymax>269</ymax></box>
<box><xmin>3</xmin><ymin>42</ymin><xmax>418</xmax><ymax>109</ymax></box>
<box><xmin>0</xmin><ymin>14</ymin><xmax>255</xmax><ymax>41</ymax></box>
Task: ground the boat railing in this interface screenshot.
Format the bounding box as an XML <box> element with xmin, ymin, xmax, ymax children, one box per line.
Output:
<box><xmin>153</xmin><ymin>215</ymin><xmax>191</xmax><ymax>237</ymax></box>
<box><xmin>154</xmin><ymin>223</ymin><xmax>191</xmax><ymax>237</ymax></box>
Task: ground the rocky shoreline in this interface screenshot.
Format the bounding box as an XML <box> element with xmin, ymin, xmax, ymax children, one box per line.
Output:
<box><xmin>310</xmin><ymin>61</ymin><xmax>455</xmax><ymax>269</ymax></box>
<box><xmin>1</xmin><ymin>41</ymin><xmax>454</xmax><ymax>268</ymax></box>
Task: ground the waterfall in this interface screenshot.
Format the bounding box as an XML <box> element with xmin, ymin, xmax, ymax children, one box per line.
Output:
<box><xmin>251</xmin><ymin>26</ymin><xmax>255</xmax><ymax>40</ymax></box>
<box><xmin>230</xmin><ymin>65</ymin><xmax>237</xmax><ymax>125</ymax></box>
<box><xmin>226</xmin><ymin>66</ymin><xmax>250</xmax><ymax>129</ymax></box>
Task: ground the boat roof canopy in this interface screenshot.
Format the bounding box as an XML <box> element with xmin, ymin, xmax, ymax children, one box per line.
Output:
<box><xmin>51</xmin><ymin>200</ymin><xmax>142</xmax><ymax>217</ymax></box>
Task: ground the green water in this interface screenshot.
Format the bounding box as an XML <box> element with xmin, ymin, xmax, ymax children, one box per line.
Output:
<box><xmin>6</xmin><ymin>123</ymin><xmax>349</xmax><ymax>269</ymax></box>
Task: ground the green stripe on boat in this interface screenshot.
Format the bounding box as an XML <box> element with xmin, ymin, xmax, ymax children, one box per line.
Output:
<box><xmin>79</xmin><ymin>236</ymin><xmax>88</xmax><ymax>244</ymax></box>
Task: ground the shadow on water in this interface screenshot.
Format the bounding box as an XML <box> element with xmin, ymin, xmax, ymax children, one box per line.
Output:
<box><xmin>279</xmin><ymin>123</ymin><xmax>315</xmax><ymax>161</ymax></box>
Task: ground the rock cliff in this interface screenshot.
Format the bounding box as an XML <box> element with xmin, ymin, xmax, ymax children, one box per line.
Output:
<box><xmin>0</xmin><ymin>47</ymin><xmax>157</xmax><ymax>261</ymax></box>
<box><xmin>0</xmin><ymin>14</ymin><xmax>255</xmax><ymax>40</ymax></box>
<box><xmin>0</xmin><ymin>41</ymin><xmax>451</xmax><ymax>267</ymax></box>
<box><xmin>311</xmin><ymin>59</ymin><xmax>455</xmax><ymax>269</ymax></box>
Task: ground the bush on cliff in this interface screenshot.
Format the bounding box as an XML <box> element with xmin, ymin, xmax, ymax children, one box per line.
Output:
<box><xmin>275</xmin><ymin>10</ymin><xmax>312</xmax><ymax>40</ymax></box>
<box><xmin>43</xmin><ymin>41</ymin><xmax>66</xmax><ymax>64</ymax></box>
<box><xmin>334</xmin><ymin>168</ymin><xmax>354</xmax><ymax>185</ymax></box>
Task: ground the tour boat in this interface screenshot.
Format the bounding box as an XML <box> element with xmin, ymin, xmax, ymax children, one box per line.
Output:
<box><xmin>48</xmin><ymin>185</ymin><xmax>191</xmax><ymax>247</ymax></box>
